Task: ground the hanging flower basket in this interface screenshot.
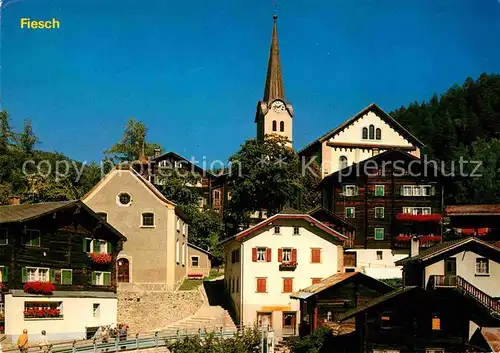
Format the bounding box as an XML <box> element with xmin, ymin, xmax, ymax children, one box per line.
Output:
<box><xmin>396</xmin><ymin>214</ymin><xmax>442</xmax><ymax>222</ymax></box>
<box><xmin>89</xmin><ymin>253</ymin><xmax>112</xmax><ymax>265</ymax></box>
<box><xmin>24</xmin><ymin>308</ymin><xmax>61</xmax><ymax>318</ymax></box>
<box><xmin>23</xmin><ymin>281</ymin><xmax>55</xmax><ymax>295</ymax></box>
<box><xmin>0</xmin><ymin>282</ymin><xmax>6</xmax><ymax>292</ymax></box>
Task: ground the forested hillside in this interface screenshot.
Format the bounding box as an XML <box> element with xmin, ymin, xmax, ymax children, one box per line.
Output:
<box><xmin>391</xmin><ymin>73</ymin><xmax>500</xmax><ymax>204</ymax></box>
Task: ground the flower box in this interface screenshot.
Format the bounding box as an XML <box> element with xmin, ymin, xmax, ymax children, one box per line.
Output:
<box><xmin>279</xmin><ymin>262</ymin><xmax>297</xmax><ymax>271</ymax></box>
<box><xmin>89</xmin><ymin>253</ymin><xmax>112</xmax><ymax>265</ymax></box>
<box><xmin>23</xmin><ymin>281</ymin><xmax>55</xmax><ymax>295</ymax></box>
<box><xmin>0</xmin><ymin>282</ymin><xmax>6</xmax><ymax>292</ymax></box>
<box><xmin>24</xmin><ymin>308</ymin><xmax>62</xmax><ymax>319</ymax></box>
<box><xmin>396</xmin><ymin>214</ymin><xmax>442</xmax><ymax>222</ymax></box>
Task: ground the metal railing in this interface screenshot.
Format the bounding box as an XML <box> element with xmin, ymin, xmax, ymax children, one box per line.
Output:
<box><xmin>2</xmin><ymin>325</ymin><xmax>272</xmax><ymax>353</ymax></box>
<box><xmin>429</xmin><ymin>275</ymin><xmax>500</xmax><ymax>315</ymax></box>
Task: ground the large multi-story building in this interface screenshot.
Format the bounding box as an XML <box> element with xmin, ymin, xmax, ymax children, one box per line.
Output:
<box><xmin>221</xmin><ymin>211</ymin><xmax>346</xmax><ymax>337</ymax></box>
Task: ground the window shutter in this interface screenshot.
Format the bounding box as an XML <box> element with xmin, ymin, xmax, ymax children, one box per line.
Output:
<box><xmin>262</xmin><ymin>278</ymin><xmax>267</xmax><ymax>292</ymax></box>
<box><xmin>317</xmin><ymin>249</ymin><xmax>322</xmax><ymax>263</ymax></box>
<box><xmin>34</xmin><ymin>233</ymin><xmax>41</xmax><ymax>246</ymax></box>
<box><xmin>107</xmin><ymin>242</ymin><xmax>112</xmax><ymax>254</ymax></box>
<box><xmin>93</xmin><ymin>240</ymin><xmax>100</xmax><ymax>253</ymax></box>
<box><xmin>49</xmin><ymin>269</ymin><xmax>55</xmax><ymax>283</ymax></box>
<box><xmin>3</xmin><ymin>266</ymin><xmax>8</xmax><ymax>281</ymax></box>
<box><xmin>354</xmin><ymin>186</ymin><xmax>359</xmax><ymax>196</ymax></box>
<box><xmin>291</xmin><ymin>249</ymin><xmax>297</xmax><ymax>263</ymax></box>
<box><xmin>431</xmin><ymin>185</ymin><xmax>436</xmax><ymax>196</ymax></box>
<box><xmin>103</xmin><ymin>272</ymin><xmax>111</xmax><ymax>286</ymax></box>
<box><xmin>283</xmin><ymin>279</ymin><xmax>287</xmax><ymax>293</ymax></box>
<box><xmin>91</xmin><ymin>271</ymin><xmax>96</xmax><ymax>285</ymax></box>
<box><xmin>83</xmin><ymin>238</ymin><xmax>88</xmax><ymax>252</ymax></box>
<box><xmin>266</xmin><ymin>248</ymin><xmax>272</xmax><ymax>262</ymax></box>
<box><xmin>278</xmin><ymin>248</ymin><xmax>283</xmax><ymax>263</ymax></box>
<box><xmin>312</xmin><ymin>278</ymin><xmax>321</xmax><ymax>285</ymax></box>
<box><xmin>22</xmin><ymin>267</ymin><xmax>27</xmax><ymax>283</ymax></box>
<box><xmin>252</xmin><ymin>248</ymin><xmax>257</xmax><ymax>262</ymax></box>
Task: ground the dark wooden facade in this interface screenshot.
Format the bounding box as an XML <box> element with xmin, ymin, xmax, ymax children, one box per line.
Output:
<box><xmin>445</xmin><ymin>204</ymin><xmax>500</xmax><ymax>242</ymax></box>
<box><xmin>307</xmin><ymin>207</ymin><xmax>356</xmax><ymax>247</ymax></box>
<box><xmin>320</xmin><ymin>150</ymin><xmax>445</xmax><ymax>250</ymax></box>
<box><xmin>0</xmin><ymin>201</ymin><xmax>125</xmax><ymax>294</ymax></box>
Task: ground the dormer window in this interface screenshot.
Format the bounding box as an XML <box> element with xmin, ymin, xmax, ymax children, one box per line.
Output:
<box><xmin>362</xmin><ymin>127</ymin><xmax>368</xmax><ymax>140</ymax></box>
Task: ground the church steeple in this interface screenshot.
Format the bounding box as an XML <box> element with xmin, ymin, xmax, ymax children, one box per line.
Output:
<box><xmin>263</xmin><ymin>15</ymin><xmax>285</xmax><ymax>103</ymax></box>
<box><xmin>255</xmin><ymin>15</ymin><xmax>294</xmax><ymax>147</ymax></box>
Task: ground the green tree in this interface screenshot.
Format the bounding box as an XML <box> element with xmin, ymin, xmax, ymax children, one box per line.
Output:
<box><xmin>18</xmin><ymin>119</ymin><xmax>39</xmax><ymax>155</ymax></box>
<box><xmin>0</xmin><ymin>110</ymin><xmax>14</xmax><ymax>153</ymax></box>
<box><xmin>105</xmin><ymin>118</ymin><xmax>163</xmax><ymax>162</ymax></box>
<box><xmin>286</xmin><ymin>326</ymin><xmax>335</xmax><ymax>353</ymax></box>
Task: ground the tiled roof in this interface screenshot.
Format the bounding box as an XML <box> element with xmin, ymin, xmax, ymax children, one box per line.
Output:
<box><xmin>337</xmin><ymin>286</ymin><xmax>420</xmax><ymax>322</ymax></box>
<box><xmin>481</xmin><ymin>328</ymin><xmax>500</xmax><ymax>352</ymax></box>
<box><xmin>0</xmin><ymin>201</ymin><xmax>77</xmax><ymax>223</ymax></box>
<box><xmin>446</xmin><ymin>204</ymin><xmax>500</xmax><ymax>216</ymax></box>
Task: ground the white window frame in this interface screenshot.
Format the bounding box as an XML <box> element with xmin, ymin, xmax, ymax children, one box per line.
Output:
<box><xmin>191</xmin><ymin>256</ymin><xmax>199</xmax><ymax>267</ymax></box>
<box><xmin>93</xmin><ymin>303</ymin><xmax>100</xmax><ymax>318</ymax></box>
<box><xmin>256</xmin><ymin>248</ymin><xmax>266</xmax><ymax>262</ymax></box>
<box><xmin>375</xmin><ymin>207</ymin><xmax>384</xmax><ymax>219</ymax></box>
<box><xmin>403</xmin><ymin>207</ymin><xmax>432</xmax><ymax>215</ymax></box>
<box><xmin>344</xmin><ymin>185</ymin><xmax>356</xmax><ymax>197</ymax></box>
<box><xmin>376</xmin><ymin>251</ymin><xmax>383</xmax><ymax>260</ymax></box>
<box><xmin>94</xmin><ymin>271</ymin><xmax>111</xmax><ymax>286</ymax></box>
<box><xmin>403</xmin><ymin>185</ymin><xmax>432</xmax><ymax>197</ymax></box>
<box><xmin>345</xmin><ymin>207</ymin><xmax>355</xmax><ymax>219</ymax></box>
<box><xmin>476</xmin><ymin>258</ymin><xmax>489</xmax><ymax>275</ymax></box>
<box><xmin>402</xmin><ymin>186</ymin><xmax>412</xmax><ymax>196</ymax></box>
<box><xmin>26</xmin><ymin>267</ymin><xmax>50</xmax><ymax>282</ymax></box>
<box><xmin>282</xmin><ymin>248</ymin><xmax>292</xmax><ymax>263</ymax></box>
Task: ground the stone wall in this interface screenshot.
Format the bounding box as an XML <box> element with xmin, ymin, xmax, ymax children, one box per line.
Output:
<box><xmin>118</xmin><ymin>290</ymin><xmax>204</xmax><ymax>334</ymax></box>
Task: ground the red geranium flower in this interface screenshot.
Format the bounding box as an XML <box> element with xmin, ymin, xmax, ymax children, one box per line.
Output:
<box><xmin>23</xmin><ymin>281</ymin><xmax>55</xmax><ymax>295</ymax></box>
<box><xmin>89</xmin><ymin>253</ymin><xmax>112</xmax><ymax>265</ymax></box>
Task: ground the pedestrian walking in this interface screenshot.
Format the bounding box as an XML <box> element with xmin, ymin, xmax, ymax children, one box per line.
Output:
<box><xmin>16</xmin><ymin>329</ymin><xmax>29</xmax><ymax>353</ymax></box>
<box><xmin>38</xmin><ymin>330</ymin><xmax>50</xmax><ymax>353</ymax></box>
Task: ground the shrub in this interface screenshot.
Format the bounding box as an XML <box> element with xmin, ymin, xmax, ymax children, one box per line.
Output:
<box><xmin>285</xmin><ymin>326</ymin><xmax>335</xmax><ymax>353</ymax></box>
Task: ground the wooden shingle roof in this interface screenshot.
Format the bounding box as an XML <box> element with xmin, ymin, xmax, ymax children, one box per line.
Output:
<box><xmin>0</xmin><ymin>201</ymin><xmax>76</xmax><ymax>223</ymax></box>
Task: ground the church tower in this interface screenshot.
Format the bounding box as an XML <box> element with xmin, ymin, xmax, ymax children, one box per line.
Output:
<box><xmin>255</xmin><ymin>15</ymin><xmax>294</xmax><ymax>147</ymax></box>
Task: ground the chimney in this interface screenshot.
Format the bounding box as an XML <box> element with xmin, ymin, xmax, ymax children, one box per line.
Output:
<box><xmin>8</xmin><ymin>196</ymin><xmax>21</xmax><ymax>205</ymax></box>
<box><xmin>410</xmin><ymin>236</ymin><xmax>420</xmax><ymax>257</ymax></box>
<box><xmin>153</xmin><ymin>148</ymin><xmax>161</xmax><ymax>159</ymax></box>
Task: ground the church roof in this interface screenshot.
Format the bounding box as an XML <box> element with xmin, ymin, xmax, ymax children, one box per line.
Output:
<box><xmin>263</xmin><ymin>15</ymin><xmax>285</xmax><ymax>103</ymax></box>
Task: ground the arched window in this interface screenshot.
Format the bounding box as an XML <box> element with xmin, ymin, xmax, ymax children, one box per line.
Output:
<box><xmin>369</xmin><ymin>125</ymin><xmax>375</xmax><ymax>139</ymax></box>
<box><xmin>339</xmin><ymin>156</ymin><xmax>348</xmax><ymax>170</ymax></box>
<box><xmin>117</xmin><ymin>258</ymin><xmax>130</xmax><ymax>283</ymax></box>
<box><xmin>272</xmin><ymin>121</ymin><xmax>277</xmax><ymax>132</ymax></box>
<box><xmin>376</xmin><ymin>128</ymin><xmax>381</xmax><ymax>140</ymax></box>
<box><xmin>280</xmin><ymin>121</ymin><xmax>285</xmax><ymax>132</ymax></box>
<box><xmin>362</xmin><ymin>127</ymin><xmax>368</xmax><ymax>139</ymax></box>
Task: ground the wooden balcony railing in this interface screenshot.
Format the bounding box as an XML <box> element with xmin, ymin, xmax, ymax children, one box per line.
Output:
<box><xmin>428</xmin><ymin>275</ymin><xmax>500</xmax><ymax>315</ymax></box>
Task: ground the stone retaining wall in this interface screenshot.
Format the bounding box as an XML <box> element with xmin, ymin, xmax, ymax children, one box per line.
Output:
<box><xmin>118</xmin><ymin>290</ymin><xmax>204</xmax><ymax>334</ymax></box>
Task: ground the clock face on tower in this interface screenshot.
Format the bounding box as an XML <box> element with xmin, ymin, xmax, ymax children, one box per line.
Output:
<box><xmin>271</xmin><ymin>101</ymin><xmax>286</xmax><ymax>113</ymax></box>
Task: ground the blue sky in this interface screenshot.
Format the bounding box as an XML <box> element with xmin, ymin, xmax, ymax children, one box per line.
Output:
<box><xmin>2</xmin><ymin>0</ymin><xmax>500</xmax><ymax>164</ymax></box>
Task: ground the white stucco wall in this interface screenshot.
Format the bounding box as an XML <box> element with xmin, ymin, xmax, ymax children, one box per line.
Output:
<box><xmin>320</xmin><ymin>110</ymin><xmax>421</xmax><ymax>175</ymax></box>
<box><xmin>233</xmin><ymin>225</ymin><xmax>343</xmax><ymax>337</ymax></box>
<box><xmin>424</xmin><ymin>251</ymin><xmax>500</xmax><ymax>297</ymax></box>
<box><xmin>347</xmin><ymin>249</ymin><xmax>408</xmax><ymax>279</ymax></box>
<box><xmin>223</xmin><ymin>241</ymin><xmax>242</xmax><ymax>322</ymax></box>
<box><xmin>4</xmin><ymin>294</ymin><xmax>117</xmax><ymax>341</ymax></box>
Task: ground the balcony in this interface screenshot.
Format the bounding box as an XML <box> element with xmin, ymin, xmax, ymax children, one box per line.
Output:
<box><xmin>394</xmin><ymin>235</ymin><xmax>441</xmax><ymax>248</ymax></box>
<box><xmin>279</xmin><ymin>262</ymin><xmax>297</xmax><ymax>271</ymax></box>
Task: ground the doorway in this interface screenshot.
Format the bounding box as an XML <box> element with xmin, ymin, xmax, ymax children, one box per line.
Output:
<box><xmin>257</xmin><ymin>312</ymin><xmax>272</xmax><ymax>329</ymax></box>
<box><xmin>117</xmin><ymin>258</ymin><xmax>130</xmax><ymax>283</ymax></box>
<box><xmin>444</xmin><ymin>258</ymin><xmax>457</xmax><ymax>286</ymax></box>
<box><xmin>282</xmin><ymin>311</ymin><xmax>296</xmax><ymax>336</ymax></box>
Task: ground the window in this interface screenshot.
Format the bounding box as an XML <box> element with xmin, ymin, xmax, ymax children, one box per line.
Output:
<box><xmin>476</xmin><ymin>258</ymin><xmax>489</xmax><ymax>275</ymax></box>
<box><xmin>176</xmin><ymin>240</ymin><xmax>180</xmax><ymax>263</ymax></box>
<box><xmin>213</xmin><ymin>190</ymin><xmax>220</xmax><ymax>200</ymax></box>
<box><xmin>83</xmin><ymin>238</ymin><xmax>109</xmax><ymax>254</ymax></box>
<box><xmin>282</xmin><ymin>248</ymin><xmax>292</xmax><ymax>262</ymax></box>
<box><xmin>293</xmin><ymin>227</ymin><xmax>300</xmax><ymax>235</ymax></box>
<box><xmin>183</xmin><ymin>224</ymin><xmax>188</xmax><ymax>235</ymax></box>
<box><xmin>191</xmin><ymin>256</ymin><xmax>199</xmax><ymax>267</ymax></box>
<box><xmin>61</xmin><ymin>269</ymin><xmax>72</xmax><ymax>285</ymax></box>
<box><xmin>96</xmin><ymin>213</ymin><xmax>107</xmax><ymax>222</ymax></box>
<box><xmin>345</xmin><ymin>207</ymin><xmax>355</xmax><ymax>219</ymax></box>
<box><xmin>375</xmin><ymin>207</ymin><xmax>384</xmax><ymax>219</ymax></box>
<box><xmin>376</xmin><ymin>251</ymin><xmax>383</xmax><ymax>260</ymax></box>
<box><xmin>362</xmin><ymin>127</ymin><xmax>368</xmax><ymax>139</ymax></box>
<box><xmin>403</xmin><ymin>207</ymin><xmax>432</xmax><ymax>215</ymax></box>
<box><xmin>375</xmin><ymin>228</ymin><xmax>384</xmax><ymax>240</ymax></box>
<box><xmin>375</xmin><ymin>185</ymin><xmax>385</xmax><ymax>197</ymax></box>
<box><xmin>272</xmin><ymin>120</ymin><xmax>277</xmax><ymax>131</ymax></box>
<box><xmin>402</xmin><ymin>185</ymin><xmax>433</xmax><ymax>196</ymax></box>
<box><xmin>24</xmin><ymin>301</ymin><xmax>63</xmax><ymax>319</ymax></box>
<box><xmin>23</xmin><ymin>229</ymin><xmax>40</xmax><ymax>247</ymax></box>
<box><xmin>432</xmin><ymin>315</ymin><xmax>441</xmax><ymax>330</ymax></box>
<box><xmin>25</xmin><ymin>267</ymin><xmax>49</xmax><ymax>282</ymax></box>
<box><xmin>256</xmin><ymin>278</ymin><xmax>267</xmax><ymax>293</ymax></box>
<box><xmin>118</xmin><ymin>193</ymin><xmax>131</xmax><ymax>205</ymax></box>
<box><xmin>181</xmin><ymin>243</ymin><xmax>186</xmax><ymax>266</ymax></box>
<box><xmin>0</xmin><ymin>228</ymin><xmax>7</xmax><ymax>245</ymax></box>
<box><xmin>311</xmin><ymin>248</ymin><xmax>321</xmax><ymax>263</ymax></box>
<box><xmin>231</xmin><ymin>249</ymin><xmax>240</xmax><ymax>264</ymax></box>
<box><xmin>176</xmin><ymin>218</ymin><xmax>181</xmax><ymax>231</ymax></box>
<box><xmin>413</xmin><ymin>186</ymin><xmax>422</xmax><ymax>196</ymax></box>
<box><xmin>345</xmin><ymin>268</ymin><xmax>355</xmax><ymax>273</ymax></box>
<box><xmin>312</xmin><ymin>278</ymin><xmax>322</xmax><ymax>285</ymax></box>
<box><xmin>339</xmin><ymin>156</ymin><xmax>348</xmax><ymax>170</ymax></box>
<box><xmin>422</xmin><ymin>185</ymin><xmax>432</xmax><ymax>196</ymax></box>
<box><xmin>257</xmin><ymin>312</ymin><xmax>272</xmax><ymax>328</ymax></box>
<box><xmin>141</xmin><ymin>212</ymin><xmax>155</xmax><ymax>227</ymax></box>
<box><xmin>380</xmin><ymin>312</ymin><xmax>391</xmax><ymax>329</ymax></box>
<box><xmin>92</xmin><ymin>271</ymin><xmax>111</xmax><ymax>286</ymax></box>
<box><xmin>236</xmin><ymin>278</ymin><xmax>239</xmax><ymax>293</ymax></box>
<box><xmin>343</xmin><ymin>185</ymin><xmax>357</xmax><ymax>197</ymax></box>
<box><xmin>375</xmin><ymin>128</ymin><xmax>381</xmax><ymax>140</ymax></box>
<box><xmin>274</xmin><ymin>226</ymin><xmax>281</xmax><ymax>234</ymax></box>
<box><xmin>369</xmin><ymin>125</ymin><xmax>375</xmax><ymax>139</ymax></box>
<box><xmin>402</xmin><ymin>186</ymin><xmax>412</xmax><ymax>196</ymax></box>
<box><xmin>344</xmin><ymin>252</ymin><xmax>356</xmax><ymax>267</ymax></box>
<box><xmin>283</xmin><ymin>278</ymin><xmax>293</xmax><ymax>293</ymax></box>
<box><xmin>93</xmin><ymin>303</ymin><xmax>100</xmax><ymax>318</ymax></box>
<box><xmin>280</xmin><ymin>121</ymin><xmax>285</xmax><ymax>132</ymax></box>
<box><xmin>257</xmin><ymin>248</ymin><xmax>266</xmax><ymax>262</ymax></box>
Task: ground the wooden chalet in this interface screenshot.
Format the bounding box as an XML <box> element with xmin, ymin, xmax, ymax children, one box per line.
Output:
<box><xmin>319</xmin><ymin>149</ymin><xmax>446</xmax><ymax>251</ymax></box>
<box><xmin>445</xmin><ymin>204</ymin><xmax>500</xmax><ymax>241</ymax></box>
<box><xmin>306</xmin><ymin>207</ymin><xmax>356</xmax><ymax>247</ymax></box>
<box><xmin>290</xmin><ymin>272</ymin><xmax>393</xmax><ymax>337</ymax></box>
<box><xmin>0</xmin><ymin>200</ymin><xmax>126</xmax><ymax>340</ymax></box>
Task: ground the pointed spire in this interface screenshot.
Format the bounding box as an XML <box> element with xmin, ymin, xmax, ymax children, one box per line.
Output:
<box><xmin>263</xmin><ymin>15</ymin><xmax>285</xmax><ymax>103</ymax></box>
